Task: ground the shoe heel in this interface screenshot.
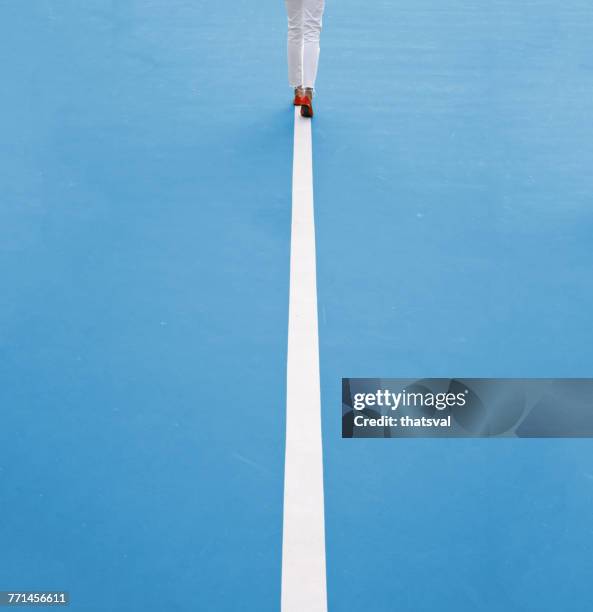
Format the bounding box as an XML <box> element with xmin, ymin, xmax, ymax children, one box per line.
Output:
<box><xmin>300</xmin><ymin>104</ymin><xmax>313</xmax><ymax>118</ymax></box>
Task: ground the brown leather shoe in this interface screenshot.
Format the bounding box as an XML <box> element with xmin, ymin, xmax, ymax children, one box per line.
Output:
<box><xmin>300</xmin><ymin>88</ymin><xmax>314</xmax><ymax>117</ymax></box>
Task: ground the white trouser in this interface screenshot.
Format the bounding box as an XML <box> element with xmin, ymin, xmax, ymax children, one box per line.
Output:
<box><xmin>284</xmin><ymin>0</ymin><xmax>325</xmax><ymax>90</ymax></box>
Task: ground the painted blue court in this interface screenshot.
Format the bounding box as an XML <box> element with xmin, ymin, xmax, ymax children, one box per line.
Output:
<box><xmin>1</xmin><ymin>1</ymin><xmax>592</xmax><ymax>611</ymax></box>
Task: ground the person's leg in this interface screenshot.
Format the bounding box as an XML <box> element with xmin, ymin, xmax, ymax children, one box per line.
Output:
<box><xmin>302</xmin><ymin>0</ymin><xmax>325</xmax><ymax>90</ymax></box>
<box><xmin>285</xmin><ymin>0</ymin><xmax>304</xmax><ymax>89</ymax></box>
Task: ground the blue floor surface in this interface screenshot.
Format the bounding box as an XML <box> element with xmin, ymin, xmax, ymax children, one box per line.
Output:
<box><xmin>316</xmin><ymin>1</ymin><xmax>593</xmax><ymax>611</ymax></box>
<box><xmin>1</xmin><ymin>2</ymin><xmax>290</xmax><ymax>611</ymax></box>
<box><xmin>1</xmin><ymin>1</ymin><xmax>593</xmax><ymax>611</ymax></box>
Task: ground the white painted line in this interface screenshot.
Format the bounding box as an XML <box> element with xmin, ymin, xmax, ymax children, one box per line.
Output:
<box><xmin>281</xmin><ymin>108</ymin><xmax>328</xmax><ymax>612</ymax></box>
